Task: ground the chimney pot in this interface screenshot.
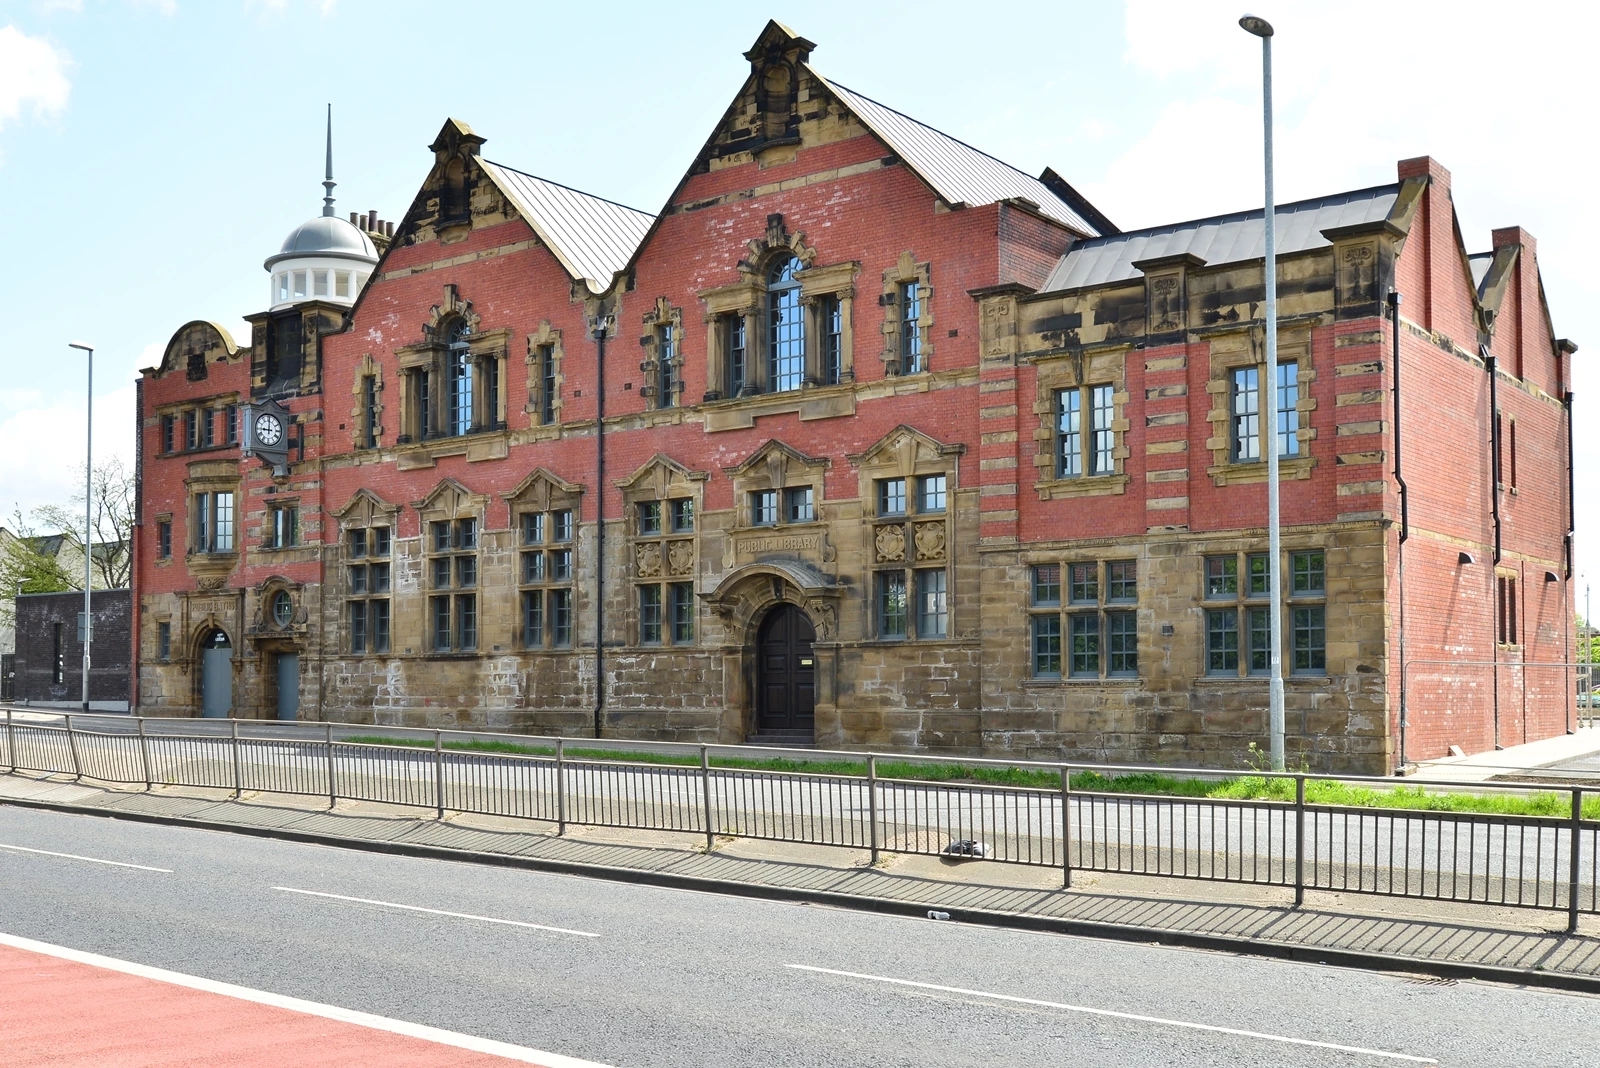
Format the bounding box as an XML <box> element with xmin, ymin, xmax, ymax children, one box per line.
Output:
<box><xmin>349</xmin><ymin>211</ymin><xmax>359</xmax><ymax>226</ymax></box>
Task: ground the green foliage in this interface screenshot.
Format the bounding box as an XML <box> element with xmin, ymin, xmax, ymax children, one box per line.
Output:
<box><xmin>340</xmin><ymin>735</ymin><xmax>1600</xmax><ymax>819</ymax></box>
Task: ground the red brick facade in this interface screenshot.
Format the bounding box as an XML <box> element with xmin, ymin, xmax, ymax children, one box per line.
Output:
<box><xmin>132</xmin><ymin>23</ymin><xmax>1576</xmax><ymax>773</ymax></box>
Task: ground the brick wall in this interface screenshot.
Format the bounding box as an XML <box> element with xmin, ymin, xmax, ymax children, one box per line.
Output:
<box><xmin>14</xmin><ymin>589</ymin><xmax>131</xmax><ymax>708</ymax></box>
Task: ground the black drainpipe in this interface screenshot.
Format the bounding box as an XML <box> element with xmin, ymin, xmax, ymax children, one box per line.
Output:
<box><xmin>1565</xmin><ymin>385</ymin><xmax>1575</xmax><ymax>734</ymax></box>
<box><xmin>1391</xmin><ymin>292</ymin><xmax>1409</xmax><ymax>770</ymax></box>
<box><xmin>592</xmin><ymin>312</ymin><xmax>610</xmax><ymax>739</ymax></box>
<box><xmin>1486</xmin><ymin>347</ymin><xmax>1501</xmax><ymax>748</ymax></box>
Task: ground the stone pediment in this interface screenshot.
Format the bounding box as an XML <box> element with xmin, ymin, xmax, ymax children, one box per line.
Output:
<box><xmin>502</xmin><ymin>467</ymin><xmax>584</xmax><ymax>510</ymax></box>
<box><xmin>724</xmin><ymin>439</ymin><xmax>829</xmax><ymax>485</ymax></box>
<box><xmin>847</xmin><ymin>424</ymin><xmax>965</xmax><ymax>476</ymax></box>
<box><xmin>329</xmin><ymin>488</ymin><xmax>399</xmax><ymax>524</ymax></box>
<box><xmin>614</xmin><ymin>454</ymin><xmax>708</xmax><ymax>497</ymax></box>
<box><xmin>412</xmin><ymin>477</ymin><xmax>485</xmax><ymax>518</ymax></box>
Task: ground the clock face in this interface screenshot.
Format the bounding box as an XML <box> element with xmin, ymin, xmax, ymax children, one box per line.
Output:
<box><xmin>254</xmin><ymin>413</ymin><xmax>283</xmax><ymax>447</ymax></box>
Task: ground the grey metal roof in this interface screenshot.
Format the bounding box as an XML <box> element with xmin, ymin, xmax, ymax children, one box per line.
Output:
<box><xmin>811</xmin><ymin>72</ymin><xmax>1100</xmax><ymax>238</ymax></box>
<box><xmin>480</xmin><ymin>160</ymin><xmax>655</xmax><ymax>294</ymax></box>
<box><xmin>264</xmin><ymin>215</ymin><xmax>379</xmax><ymax>270</ymax></box>
<box><xmin>1043</xmin><ymin>185</ymin><xmax>1401</xmax><ymax>291</ymax></box>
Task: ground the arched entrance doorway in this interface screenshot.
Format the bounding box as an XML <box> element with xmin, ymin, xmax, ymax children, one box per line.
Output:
<box><xmin>199</xmin><ymin>629</ymin><xmax>233</xmax><ymax>719</ymax></box>
<box><xmin>756</xmin><ymin>604</ymin><xmax>815</xmax><ymax>735</ymax></box>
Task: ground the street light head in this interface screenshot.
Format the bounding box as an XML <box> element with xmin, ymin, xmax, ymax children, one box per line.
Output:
<box><xmin>68</xmin><ymin>341</ymin><xmax>95</xmax><ymax>353</ymax></box>
<box><xmin>1239</xmin><ymin>14</ymin><xmax>1274</xmax><ymax>36</ymax></box>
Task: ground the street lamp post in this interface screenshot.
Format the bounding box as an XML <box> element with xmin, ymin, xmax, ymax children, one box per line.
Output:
<box><xmin>68</xmin><ymin>341</ymin><xmax>95</xmax><ymax>714</ymax></box>
<box><xmin>1239</xmin><ymin>14</ymin><xmax>1285</xmax><ymax>770</ymax></box>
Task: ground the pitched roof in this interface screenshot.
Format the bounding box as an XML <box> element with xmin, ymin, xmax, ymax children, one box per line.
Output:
<box><xmin>478</xmin><ymin>160</ymin><xmax>655</xmax><ymax>295</ymax></box>
<box><xmin>809</xmin><ymin>73</ymin><xmax>1102</xmax><ymax>238</ymax></box>
<box><xmin>1043</xmin><ymin>185</ymin><xmax>1402</xmax><ymax>291</ymax></box>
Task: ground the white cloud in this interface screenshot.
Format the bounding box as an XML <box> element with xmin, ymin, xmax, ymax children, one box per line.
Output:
<box><xmin>0</xmin><ymin>343</ymin><xmax>154</xmax><ymax>517</ymax></box>
<box><xmin>1099</xmin><ymin>0</ymin><xmax>1600</xmax><ymax>579</ymax></box>
<box><xmin>0</xmin><ymin>24</ymin><xmax>70</xmax><ymax>134</ymax></box>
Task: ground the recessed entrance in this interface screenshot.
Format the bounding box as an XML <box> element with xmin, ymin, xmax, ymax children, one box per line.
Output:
<box><xmin>756</xmin><ymin>603</ymin><xmax>815</xmax><ymax>734</ymax></box>
<box><xmin>199</xmin><ymin>629</ymin><xmax>232</xmax><ymax>719</ymax></box>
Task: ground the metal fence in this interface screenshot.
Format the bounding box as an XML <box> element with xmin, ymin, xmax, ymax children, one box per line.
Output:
<box><xmin>3</xmin><ymin>710</ymin><xmax>1595</xmax><ymax>931</ymax></box>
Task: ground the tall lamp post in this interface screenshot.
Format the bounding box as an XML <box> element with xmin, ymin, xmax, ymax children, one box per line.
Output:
<box><xmin>68</xmin><ymin>341</ymin><xmax>95</xmax><ymax>714</ymax></box>
<box><xmin>1239</xmin><ymin>14</ymin><xmax>1285</xmax><ymax>770</ymax></box>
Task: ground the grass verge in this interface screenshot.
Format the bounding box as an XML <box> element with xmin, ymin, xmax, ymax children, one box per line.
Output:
<box><xmin>340</xmin><ymin>735</ymin><xmax>1600</xmax><ymax>819</ymax></box>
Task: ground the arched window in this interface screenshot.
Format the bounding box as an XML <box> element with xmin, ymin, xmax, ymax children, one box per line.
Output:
<box><xmin>768</xmin><ymin>256</ymin><xmax>804</xmax><ymax>393</ymax></box>
<box><xmin>446</xmin><ymin>319</ymin><xmax>473</xmax><ymax>436</ymax></box>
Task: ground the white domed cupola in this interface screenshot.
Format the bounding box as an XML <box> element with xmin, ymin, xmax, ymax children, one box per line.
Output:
<box><xmin>265</xmin><ymin>106</ymin><xmax>381</xmax><ymax>311</ymax></box>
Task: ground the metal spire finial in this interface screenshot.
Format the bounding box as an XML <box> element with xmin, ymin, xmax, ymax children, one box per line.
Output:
<box><xmin>321</xmin><ymin>103</ymin><xmax>336</xmax><ymax>218</ymax></box>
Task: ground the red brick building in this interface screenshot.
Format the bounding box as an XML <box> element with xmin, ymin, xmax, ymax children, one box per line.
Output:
<box><xmin>132</xmin><ymin>23</ymin><xmax>1576</xmax><ymax>772</ymax></box>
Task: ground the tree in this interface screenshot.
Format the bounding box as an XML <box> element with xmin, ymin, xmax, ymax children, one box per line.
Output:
<box><xmin>35</xmin><ymin>457</ymin><xmax>135</xmax><ymax>590</ymax></box>
<box><xmin>0</xmin><ymin>508</ymin><xmax>77</xmax><ymax>631</ymax></box>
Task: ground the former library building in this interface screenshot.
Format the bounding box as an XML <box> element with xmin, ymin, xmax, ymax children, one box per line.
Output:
<box><xmin>133</xmin><ymin>24</ymin><xmax>1578</xmax><ymax>774</ymax></box>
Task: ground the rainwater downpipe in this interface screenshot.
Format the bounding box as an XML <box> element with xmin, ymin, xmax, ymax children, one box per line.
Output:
<box><xmin>1486</xmin><ymin>348</ymin><xmax>1501</xmax><ymax>748</ymax></box>
<box><xmin>1564</xmin><ymin>385</ymin><xmax>1575</xmax><ymax>732</ymax></box>
<box><xmin>1391</xmin><ymin>291</ymin><xmax>1410</xmax><ymax>770</ymax></box>
<box><xmin>592</xmin><ymin>313</ymin><xmax>610</xmax><ymax>739</ymax></box>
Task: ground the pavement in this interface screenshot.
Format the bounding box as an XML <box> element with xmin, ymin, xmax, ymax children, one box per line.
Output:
<box><xmin>1410</xmin><ymin>726</ymin><xmax>1600</xmax><ymax>783</ymax></box>
<box><xmin>1</xmin><ymin>768</ymin><xmax>1597</xmax><ymax>997</ymax></box>
<box><xmin>5</xmin><ymin>803</ymin><xmax>1600</xmax><ymax>1068</ymax></box>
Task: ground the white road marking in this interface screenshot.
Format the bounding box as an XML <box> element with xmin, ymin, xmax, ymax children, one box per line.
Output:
<box><xmin>787</xmin><ymin>964</ymin><xmax>1436</xmax><ymax>1064</ymax></box>
<box><xmin>0</xmin><ymin>930</ymin><xmax>614</xmax><ymax>1068</ymax></box>
<box><xmin>272</xmin><ymin>886</ymin><xmax>601</xmax><ymax>937</ymax></box>
<box><xmin>0</xmin><ymin>842</ymin><xmax>172</xmax><ymax>873</ymax></box>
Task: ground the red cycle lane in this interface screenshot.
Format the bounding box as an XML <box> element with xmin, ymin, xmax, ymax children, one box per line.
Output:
<box><xmin>0</xmin><ymin>936</ymin><xmax>610</xmax><ymax>1068</ymax></box>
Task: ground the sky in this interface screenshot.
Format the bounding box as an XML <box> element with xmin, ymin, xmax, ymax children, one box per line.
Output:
<box><xmin>1</xmin><ymin>0</ymin><xmax>1596</xmax><ymax>592</ymax></box>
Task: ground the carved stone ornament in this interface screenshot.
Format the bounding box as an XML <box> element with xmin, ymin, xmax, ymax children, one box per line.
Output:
<box><xmin>667</xmin><ymin>541</ymin><xmax>694</xmax><ymax>575</ymax></box>
<box><xmin>806</xmin><ymin>598</ymin><xmax>837</xmax><ymax>640</ymax></box>
<box><xmin>913</xmin><ymin>522</ymin><xmax>947</xmax><ymax>561</ymax></box>
<box><xmin>875</xmin><ymin>524</ymin><xmax>906</xmax><ymax>563</ymax></box>
<box><xmin>195</xmin><ymin>576</ymin><xmax>226</xmax><ymax>592</ymax></box>
<box><xmin>636</xmin><ymin>543</ymin><xmax>663</xmax><ymax>578</ymax></box>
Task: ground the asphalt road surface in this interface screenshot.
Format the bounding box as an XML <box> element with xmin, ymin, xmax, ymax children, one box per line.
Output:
<box><xmin>1</xmin><ymin>805</ymin><xmax>1595</xmax><ymax>1067</ymax></box>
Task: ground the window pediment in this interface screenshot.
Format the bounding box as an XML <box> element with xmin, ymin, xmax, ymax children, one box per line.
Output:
<box><xmin>501</xmin><ymin>468</ymin><xmax>584</xmax><ymax>512</ymax></box>
<box><xmin>413</xmin><ymin>477</ymin><xmax>486</xmax><ymax>521</ymax></box>
<box><xmin>724</xmin><ymin>439</ymin><xmax>830</xmax><ymax>486</ymax></box>
<box><xmin>847</xmin><ymin>424</ymin><xmax>964</xmax><ymax>477</ymax></box>
<box><xmin>330</xmin><ymin>488</ymin><xmax>399</xmax><ymax>525</ymax></box>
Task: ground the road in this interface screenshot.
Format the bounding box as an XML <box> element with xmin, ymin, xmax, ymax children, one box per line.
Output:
<box><xmin>2</xmin><ymin>806</ymin><xmax>1596</xmax><ymax>1067</ymax></box>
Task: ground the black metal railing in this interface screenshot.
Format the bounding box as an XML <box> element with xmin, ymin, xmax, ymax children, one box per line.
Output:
<box><xmin>3</xmin><ymin>710</ymin><xmax>1594</xmax><ymax>931</ymax></box>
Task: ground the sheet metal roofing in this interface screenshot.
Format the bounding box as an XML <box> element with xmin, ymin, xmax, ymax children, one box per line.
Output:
<box><xmin>1043</xmin><ymin>185</ymin><xmax>1401</xmax><ymax>292</ymax></box>
<box><xmin>811</xmin><ymin>73</ymin><xmax>1100</xmax><ymax>238</ymax></box>
<box><xmin>480</xmin><ymin>160</ymin><xmax>655</xmax><ymax>293</ymax></box>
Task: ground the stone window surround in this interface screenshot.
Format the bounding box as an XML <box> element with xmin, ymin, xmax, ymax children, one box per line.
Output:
<box><xmin>1200</xmin><ymin>543</ymin><xmax>1330</xmax><ymax>680</ymax></box>
<box><xmin>183</xmin><ymin>461</ymin><xmax>239</xmax><ymax>566</ymax></box>
<box><xmin>253</xmin><ymin>575</ymin><xmax>305</xmax><ymax>638</ymax></box>
<box><xmin>394</xmin><ymin>286</ymin><xmax>510</xmax><ymax>446</ymax></box>
<box><xmin>879</xmin><ymin>251</ymin><xmax>934</xmax><ymax>378</ymax></box>
<box><xmin>524</xmin><ymin>319</ymin><xmax>565</xmax><ymax>429</ymax></box>
<box><xmin>258</xmin><ymin>496</ymin><xmax>302</xmax><ymax>551</ymax></box>
<box><xmin>1029</xmin><ymin>344</ymin><xmax>1131</xmax><ymax>500</ymax></box>
<box><xmin>1025</xmin><ymin>557</ymin><xmax>1140</xmax><ymax>682</ymax></box>
<box><xmin>348</xmin><ymin>354</ymin><xmax>385</xmax><ymax>450</ymax></box>
<box><xmin>332</xmin><ymin>489</ymin><xmax>400</xmax><ymax>657</ymax></box>
<box><xmin>849</xmin><ymin>426</ymin><xmax>961</xmax><ymax>644</ymax></box>
<box><xmin>154</xmin><ymin>512</ymin><xmax>174</xmax><ymax>566</ymax></box>
<box><xmin>724</xmin><ymin>441</ymin><xmax>829</xmax><ymax>533</ymax></box>
<box><xmin>1204</xmin><ymin>325</ymin><xmax>1318</xmax><ymax>486</ymax></box>
<box><xmin>412</xmin><ymin>478</ymin><xmax>487</xmax><ymax>656</ymax></box>
<box><xmin>639</xmin><ymin>297</ymin><xmax>685</xmax><ymax>410</ymax></box>
<box><xmin>154</xmin><ymin>394</ymin><xmax>242</xmax><ymax>457</ymax></box>
<box><xmin>699</xmin><ymin>217</ymin><xmax>859</xmax><ymax>405</ymax></box>
<box><xmin>616</xmin><ymin>455</ymin><xmax>707</xmax><ymax>648</ymax></box>
<box><xmin>501</xmin><ymin>468</ymin><xmax>584</xmax><ymax>653</ymax></box>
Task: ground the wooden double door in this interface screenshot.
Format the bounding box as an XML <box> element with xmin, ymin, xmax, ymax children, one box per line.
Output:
<box><xmin>757</xmin><ymin>604</ymin><xmax>815</xmax><ymax>733</ymax></box>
